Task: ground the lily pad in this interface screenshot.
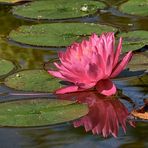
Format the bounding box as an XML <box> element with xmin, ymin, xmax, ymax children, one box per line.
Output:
<box><xmin>119</xmin><ymin>31</ymin><xmax>148</xmax><ymax>52</ymax></box>
<box><xmin>12</xmin><ymin>0</ymin><xmax>105</xmax><ymax>20</ymax></box>
<box><xmin>4</xmin><ymin>69</ymin><xmax>63</xmax><ymax>92</ymax></box>
<box><xmin>0</xmin><ymin>0</ymin><xmax>30</xmax><ymax>4</ymax></box>
<box><xmin>0</xmin><ymin>58</ymin><xmax>16</xmax><ymax>78</ymax></box>
<box><xmin>0</xmin><ymin>98</ymin><xmax>88</xmax><ymax>127</ymax></box>
<box><xmin>120</xmin><ymin>0</ymin><xmax>148</xmax><ymax>16</ymax></box>
<box><xmin>127</xmin><ymin>51</ymin><xmax>148</xmax><ymax>72</ymax></box>
<box><xmin>127</xmin><ymin>74</ymin><xmax>148</xmax><ymax>87</ymax></box>
<box><xmin>9</xmin><ymin>23</ymin><xmax>117</xmax><ymax>47</ymax></box>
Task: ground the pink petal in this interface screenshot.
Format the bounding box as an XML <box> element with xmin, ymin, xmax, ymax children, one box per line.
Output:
<box><xmin>55</xmin><ymin>85</ymin><xmax>85</xmax><ymax>94</ymax></box>
<box><xmin>48</xmin><ymin>70</ymin><xmax>66</xmax><ymax>80</ymax></box>
<box><xmin>110</xmin><ymin>51</ymin><xmax>133</xmax><ymax>78</ymax></box>
<box><xmin>96</xmin><ymin>79</ymin><xmax>117</xmax><ymax>96</ymax></box>
<box><xmin>113</xmin><ymin>37</ymin><xmax>122</xmax><ymax>68</ymax></box>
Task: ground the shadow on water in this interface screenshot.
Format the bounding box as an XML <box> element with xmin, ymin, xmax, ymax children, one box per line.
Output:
<box><xmin>0</xmin><ymin>0</ymin><xmax>148</xmax><ymax>147</ymax></box>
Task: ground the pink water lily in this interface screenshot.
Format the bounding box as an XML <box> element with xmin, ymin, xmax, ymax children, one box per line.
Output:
<box><xmin>48</xmin><ymin>32</ymin><xmax>133</xmax><ymax>96</ymax></box>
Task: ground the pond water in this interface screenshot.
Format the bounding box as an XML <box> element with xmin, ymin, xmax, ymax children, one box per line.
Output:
<box><xmin>0</xmin><ymin>1</ymin><xmax>148</xmax><ymax>148</ymax></box>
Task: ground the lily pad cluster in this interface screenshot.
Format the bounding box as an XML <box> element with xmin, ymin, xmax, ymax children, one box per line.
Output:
<box><xmin>0</xmin><ymin>0</ymin><xmax>148</xmax><ymax>129</ymax></box>
<box><xmin>0</xmin><ymin>63</ymin><xmax>89</xmax><ymax>127</ymax></box>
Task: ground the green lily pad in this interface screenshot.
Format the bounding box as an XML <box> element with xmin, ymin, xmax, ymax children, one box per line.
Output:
<box><xmin>119</xmin><ymin>31</ymin><xmax>148</xmax><ymax>52</ymax></box>
<box><xmin>9</xmin><ymin>23</ymin><xmax>117</xmax><ymax>47</ymax></box>
<box><xmin>115</xmin><ymin>50</ymin><xmax>148</xmax><ymax>80</ymax></box>
<box><xmin>127</xmin><ymin>51</ymin><xmax>148</xmax><ymax>72</ymax></box>
<box><xmin>12</xmin><ymin>0</ymin><xmax>105</xmax><ymax>20</ymax></box>
<box><xmin>0</xmin><ymin>58</ymin><xmax>16</xmax><ymax>78</ymax></box>
<box><xmin>120</xmin><ymin>0</ymin><xmax>148</xmax><ymax>16</ymax></box>
<box><xmin>0</xmin><ymin>98</ymin><xmax>88</xmax><ymax>127</ymax></box>
<box><xmin>4</xmin><ymin>69</ymin><xmax>63</xmax><ymax>92</ymax></box>
<box><xmin>130</xmin><ymin>74</ymin><xmax>148</xmax><ymax>86</ymax></box>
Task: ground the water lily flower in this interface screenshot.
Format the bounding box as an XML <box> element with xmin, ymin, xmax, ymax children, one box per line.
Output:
<box><xmin>48</xmin><ymin>32</ymin><xmax>133</xmax><ymax>96</ymax></box>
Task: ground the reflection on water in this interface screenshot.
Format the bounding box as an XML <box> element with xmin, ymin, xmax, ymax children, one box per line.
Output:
<box><xmin>0</xmin><ymin>38</ymin><xmax>56</xmax><ymax>69</ymax></box>
<box><xmin>0</xmin><ymin>122</ymin><xmax>147</xmax><ymax>148</ymax></box>
<box><xmin>58</xmin><ymin>91</ymin><xmax>135</xmax><ymax>138</ymax></box>
<box><xmin>98</xmin><ymin>7</ymin><xmax>148</xmax><ymax>31</ymax></box>
<box><xmin>0</xmin><ymin>5</ymin><xmax>57</xmax><ymax>69</ymax></box>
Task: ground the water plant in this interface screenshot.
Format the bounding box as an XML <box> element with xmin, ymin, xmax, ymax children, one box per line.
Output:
<box><xmin>48</xmin><ymin>32</ymin><xmax>133</xmax><ymax>96</ymax></box>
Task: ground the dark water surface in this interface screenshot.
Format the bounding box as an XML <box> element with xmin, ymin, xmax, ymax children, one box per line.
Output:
<box><xmin>0</xmin><ymin>0</ymin><xmax>148</xmax><ymax>148</ymax></box>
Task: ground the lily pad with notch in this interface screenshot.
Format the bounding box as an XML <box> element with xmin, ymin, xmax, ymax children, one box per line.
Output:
<box><xmin>9</xmin><ymin>23</ymin><xmax>117</xmax><ymax>48</ymax></box>
<box><xmin>0</xmin><ymin>98</ymin><xmax>88</xmax><ymax>127</ymax></box>
<box><xmin>12</xmin><ymin>0</ymin><xmax>105</xmax><ymax>21</ymax></box>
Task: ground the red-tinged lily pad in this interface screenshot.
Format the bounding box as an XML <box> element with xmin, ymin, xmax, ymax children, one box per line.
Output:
<box><xmin>0</xmin><ymin>98</ymin><xmax>88</xmax><ymax>127</ymax></box>
<box><xmin>4</xmin><ymin>69</ymin><xmax>63</xmax><ymax>93</ymax></box>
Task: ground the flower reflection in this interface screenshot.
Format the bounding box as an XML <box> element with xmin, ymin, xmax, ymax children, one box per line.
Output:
<box><xmin>58</xmin><ymin>91</ymin><xmax>135</xmax><ymax>138</ymax></box>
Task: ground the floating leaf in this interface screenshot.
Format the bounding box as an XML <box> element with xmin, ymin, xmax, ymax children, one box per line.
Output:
<box><xmin>127</xmin><ymin>51</ymin><xmax>148</xmax><ymax>72</ymax></box>
<box><xmin>9</xmin><ymin>23</ymin><xmax>117</xmax><ymax>47</ymax></box>
<box><xmin>12</xmin><ymin>0</ymin><xmax>105</xmax><ymax>20</ymax></box>
<box><xmin>114</xmin><ymin>69</ymin><xmax>145</xmax><ymax>81</ymax></box>
<box><xmin>119</xmin><ymin>31</ymin><xmax>148</xmax><ymax>52</ymax></box>
<box><xmin>0</xmin><ymin>58</ymin><xmax>16</xmax><ymax>78</ymax></box>
<box><xmin>4</xmin><ymin>70</ymin><xmax>63</xmax><ymax>92</ymax></box>
<box><xmin>120</xmin><ymin>0</ymin><xmax>148</xmax><ymax>16</ymax></box>
<box><xmin>0</xmin><ymin>0</ymin><xmax>30</xmax><ymax>4</ymax></box>
<box><xmin>114</xmin><ymin>50</ymin><xmax>148</xmax><ymax>80</ymax></box>
<box><xmin>0</xmin><ymin>98</ymin><xmax>88</xmax><ymax>127</ymax></box>
<box><xmin>127</xmin><ymin>74</ymin><xmax>148</xmax><ymax>87</ymax></box>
